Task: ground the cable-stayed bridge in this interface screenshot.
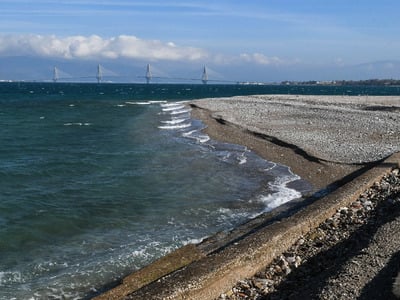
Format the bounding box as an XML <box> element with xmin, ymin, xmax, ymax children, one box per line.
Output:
<box><xmin>49</xmin><ymin>64</ymin><xmax>241</xmax><ymax>84</ymax></box>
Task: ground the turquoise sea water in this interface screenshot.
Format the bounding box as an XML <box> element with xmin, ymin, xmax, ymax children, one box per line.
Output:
<box><xmin>0</xmin><ymin>83</ymin><xmax>399</xmax><ymax>299</ymax></box>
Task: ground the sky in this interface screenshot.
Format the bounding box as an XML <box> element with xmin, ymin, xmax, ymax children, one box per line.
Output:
<box><xmin>1</xmin><ymin>0</ymin><xmax>400</xmax><ymax>82</ymax></box>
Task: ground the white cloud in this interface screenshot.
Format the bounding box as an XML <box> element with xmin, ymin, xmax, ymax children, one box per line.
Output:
<box><xmin>0</xmin><ymin>34</ymin><xmax>300</xmax><ymax>70</ymax></box>
<box><xmin>0</xmin><ymin>34</ymin><xmax>208</xmax><ymax>61</ymax></box>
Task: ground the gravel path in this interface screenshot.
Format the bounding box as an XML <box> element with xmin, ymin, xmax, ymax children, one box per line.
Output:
<box><xmin>217</xmin><ymin>169</ymin><xmax>400</xmax><ymax>300</ymax></box>
<box><xmin>193</xmin><ymin>95</ymin><xmax>400</xmax><ymax>164</ymax></box>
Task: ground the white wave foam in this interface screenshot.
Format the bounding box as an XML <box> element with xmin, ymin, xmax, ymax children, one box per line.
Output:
<box><xmin>260</xmin><ymin>174</ymin><xmax>302</xmax><ymax>211</ymax></box>
<box><xmin>182</xmin><ymin>130</ymin><xmax>198</xmax><ymax>137</ymax></box>
<box><xmin>160</xmin><ymin>103</ymin><xmax>175</xmax><ymax>107</ymax></box>
<box><xmin>162</xmin><ymin>105</ymin><xmax>185</xmax><ymax>112</ymax></box>
<box><xmin>160</xmin><ymin>118</ymin><xmax>187</xmax><ymax>125</ymax></box>
<box><xmin>188</xmin><ymin>134</ymin><xmax>210</xmax><ymax>143</ymax></box>
<box><xmin>180</xmin><ymin>128</ymin><xmax>211</xmax><ymax>143</ymax></box>
<box><xmin>263</xmin><ymin>162</ymin><xmax>277</xmax><ymax>171</ymax></box>
<box><xmin>64</xmin><ymin>123</ymin><xmax>91</xmax><ymax>126</ymax></box>
<box><xmin>197</xmin><ymin>135</ymin><xmax>210</xmax><ymax>143</ymax></box>
<box><xmin>126</xmin><ymin>101</ymin><xmax>150</xmax><ymax>105</ymax></box>
<box><xmin>182</xmin><ymin>236</ymin><xmax>207</xmax><ymax>246</ymax></box>
<box><xmin>126</xmin><ymin>100</ymin><xmax>167</xmax><ymax>105</ymax></box>
<box><xmin>0</xmin><ymin>270</ymin><xmax>23</xmax><ymax>285</ymax></box>
<box><xmin>237</xmin><ymin>154</ymin><xmax>247</xmax><ymax>165</ymax></box>
<box><xmin>218</xmin><ymin>207</ymin><xmax>232</xmax><ymax>214</ymax></box>
<box><xmin>158</xmin><ymin>123</ymin><xmax>192</xmax><ymax>130</ymax></box>
<box><xmin>131</xmin><ymin>249</ymin><xmax>148</xmax><ymax>258</ymax></box>
<box><xmin>170</xmin><ymin>108</ymin><xmax>192</xmax><ymax>115</ymax></box>
<box><xmin>238</xmin><ymin>157</ymin><xmax>247</xmax><ymax>165</ymax></box>
<box><xmin>160</xmin><ymin>102</ymin><xmax>182</xmax><ymax>108</ymax></box>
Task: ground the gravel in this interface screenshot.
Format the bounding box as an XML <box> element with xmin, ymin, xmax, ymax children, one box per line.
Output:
<box><xmin>193</xmin><ymin>94</ymin><xmax>400</xmax><ymax>299</ymax></box>
<box><xmin>193</xmin><ymin>95</ymin><xmax>400</xmax><ymax>164</ymax></box>
<box><xmin>217</xmin><ymin>168</ymin><xmax>400</xmax><ymax>300</ymax></box>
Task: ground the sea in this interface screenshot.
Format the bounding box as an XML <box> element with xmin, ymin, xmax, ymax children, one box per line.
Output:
<box><xmin>1</xmin><ymin>82</ymin><xmax>399</xmax><ymax>299</ymax></box>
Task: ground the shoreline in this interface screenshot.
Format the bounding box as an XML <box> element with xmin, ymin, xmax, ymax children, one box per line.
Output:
<box><xmin>190</xmin><ymin>94</ymin><xmax>400</xmax><ymax>190</ymax></box>
<box><xmin>190</xmin><ymin>102</ymin><xmax>362</xmax><ymax>191</ymax></box>
<box><xmin>95</xmin><ymin>94</ymin><xmax>400</xmax><ymax>299</ymax></box>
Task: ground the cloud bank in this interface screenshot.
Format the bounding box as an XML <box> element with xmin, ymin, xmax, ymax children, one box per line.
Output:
<box><xmin>0</xmin><ymin>34</ymin><xmax>208</xmax><ymax>61</ymax></box>
<box><xmin>0</xmin><ymin>34</ymin><xmax>294</xmax><ymax>73</ymax></box>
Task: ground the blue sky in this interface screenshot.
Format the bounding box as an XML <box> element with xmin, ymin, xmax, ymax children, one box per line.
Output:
<box><xmin>1</xmin><ymin>0</ymin><xmax>400</xmax><ymax>82</ymax></box>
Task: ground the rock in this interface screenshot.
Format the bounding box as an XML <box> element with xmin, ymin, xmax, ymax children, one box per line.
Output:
<box><xmin>253</xmin><ymin>278</ymin><xmax>271</xmax><ymax>290</ymax></box>
<box><xmin>294</xmin><ymin>256</ymin><xmax>302</xmax><ymax>268</ymax></box>
<box><xmin>285</xmin><ymin>255</ymin><xmax>297</xmax><ymax>265</ymax></box>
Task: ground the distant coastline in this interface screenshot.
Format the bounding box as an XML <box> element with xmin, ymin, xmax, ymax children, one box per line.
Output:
<box><xmin>281</xmin><ymin>78</ymin><xmax>400</xmax><ymax>86</ymax></box>
<box><xmin>1</xmin><ymin>78</ymin><xmax>400</xmax><ymax>87</ymax></box>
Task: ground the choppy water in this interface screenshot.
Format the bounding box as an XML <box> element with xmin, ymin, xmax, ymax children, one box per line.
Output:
<box><xmin>1</xmin><ymin>82</ymin><xmax>398</xmax><ymax>299</ymax></box>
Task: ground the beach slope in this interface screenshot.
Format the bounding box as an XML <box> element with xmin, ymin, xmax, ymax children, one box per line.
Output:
<box><xmin>96</xmin><ymin>95</ymin><xmax>400</xmax><ymax>300</ymax></box>
<box><xmin>191</xmin><ymin>95</ymin><xmax>400</xmax><ymax>189</ymax></box>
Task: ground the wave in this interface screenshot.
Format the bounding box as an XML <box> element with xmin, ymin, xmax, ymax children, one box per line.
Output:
<box><xmin>169</xmin><ymin>108</ymin><xmax>192</xmax><ymax>115</ymax></box>
<box><xmin>162</xmin><ymin>105</ymin><xmax>185</xmax><ymax>112</ymax></box>
<box><xmin>237</xmin><ymin>154</ymin><xmax>247</xmax><ymax>165</ymax></box>
<box><xmin>126</xmin><ymin>100</ymin><xmax>167</xmax><ymax>105</ymax></box>
<box><xmin>156</xmin><ymin>100</ymin><xmax>302</xmax><ymax>216</ymax></box>
<box><xmin>160</xmin><ymin>102</ymin><xmax>186</xmax><ymax>108</ymax></box>
<box><xmin>63</xmin><ymin>123</ymin><xmax>91</xmax><ymax>126</ymax></box>
<box><xmin>160</xmin><ymin>118</ymin><xmax>187</xmax><ymax>125</ymax></box>
<box><xmin>260</xmin><ymin>172</ymin><xmax>302</xmax><ymax>212</ymax></box>
<box><xmin>182</xmin><ymin>236</ymin><xmax>207</xmax><ymax>246</ymax></box>
<box><xmin>0</xmin><ymin>271</ymin><xmax>23</xmax><ymax>286</ymax></box>
<box><xmin>182</xmin><ymin>130</ymin><xmax>211</xmax><ymax>143</ymax></box>
<box><xmin>196</xmin><ymin>135</ymin><xmax>210</xmax><ymax>143</ymax></box>
<box><xmin>158</xmin><ymin>101</ymin><xmax>194</xmax><ymax>130</ymax></box>
<box><xmin>181</xmin><ymin>129</ymin><xmax>198</xmax><ymax>137</ymax></box>
<box><xmin>158</xmin><ymin>123</ymin><xmax>192</xmax><ymax>130</ymax></box>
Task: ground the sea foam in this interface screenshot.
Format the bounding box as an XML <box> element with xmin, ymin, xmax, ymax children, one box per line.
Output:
<box><xmin>160</xmin><ymin>118</ymin><xmax>187</xmax><ymax>125</ymax></box>
<box><xmin>170</xmin><ymin>108</ymin><xmax>192</xmax><ymax>115</ymax></box>
<box><xmin>126</xmin><ymin>100</ymin><xmax>167</xmax><ymax>105</ymax></box>
<box><xmin>162</xmin><ymin>105</ymin><xmax>185</xmax><ymax>112</ymax></box>
<box><xmin>158</xmin><ymin>123</ymin><xmax>192</xmax><ymax>130</ymax></box>
<box><xmin>261</xmin><ymin>172</ymin><xmax>302</xmax><ymax>212</ymax></box>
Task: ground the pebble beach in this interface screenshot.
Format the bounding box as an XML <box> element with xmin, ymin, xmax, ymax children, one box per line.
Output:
<box><xmin>190</xmin><ymin>95</ymin><xmax>400</xmax><ymax>299</ymax></box>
